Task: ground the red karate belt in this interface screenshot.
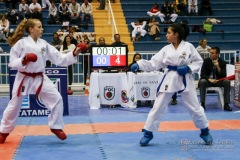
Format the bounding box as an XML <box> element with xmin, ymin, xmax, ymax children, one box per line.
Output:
<box><xmin>17</xmin><ymin>72</ymin><xmax>44</xmax><ymax>97</ymax></box>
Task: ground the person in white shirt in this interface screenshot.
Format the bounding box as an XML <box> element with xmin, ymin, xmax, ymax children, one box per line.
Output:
<box><xmin>29</xmin><ymin>0</ymin><xmax>42</xmax><ymax>20</ymax></box>
<box><xmin>0</xmin><ymin>14</ymin><xmax>10</xmax><ymax>42</ymax></box>
<box><xmin>196</xmin><ymin>38</ymin><xmax>211</xmax><ymax>59</ymax></box>
<box><xmin>81</xmin><ymin>0</ymin><xmax>93</xmax><ymax>24</ymax></box>
<box><xmin>48</xmin><ymin>1</ymin><xmax>59</xmax><ymax>24</ymax></box>
<box><xmin>131</xmin><ymin>19</ymin><xmax>147</xmax><ymax>42</ymax></box>
<box><xmin>68</xmin><ymin>0</ymin><xmax>81</xmax><ymax>24</ymax></box>
<box><xmin>188</xmin><ymin>0</ymin><xmax>198</xmax><ymax>15</ymax></box>
<box><xmin>19</xmin><ymin>0</ymin><xmax>29</xmax><ymax>20</ymax></box>
<box><xmin>60</xmin><ymin>35</ymin><xmax>76</xmax><ymax>92</ymax></box>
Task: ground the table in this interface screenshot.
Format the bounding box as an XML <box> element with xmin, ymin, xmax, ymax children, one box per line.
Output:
<box><xmin>127</xmin><ymin>72</ymin><xmax>164</xmax><ymax>108</ymax></box>
<box><xmin>89</xmin><ymin>72</ymin><xmax>128</xmax><ymax>109</ymax></box>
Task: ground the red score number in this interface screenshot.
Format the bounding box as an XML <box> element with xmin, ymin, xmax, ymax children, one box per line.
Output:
<box><xmin>110</xmin><ymin>55</ymin><xmax>126</xmax><ymax>66</ymax></box>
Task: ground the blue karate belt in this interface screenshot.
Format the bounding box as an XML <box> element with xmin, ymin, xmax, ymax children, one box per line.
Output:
<box><xmin>156</xmin><ymin>65</ymin><xmax>187</xmax><ymax>95</ymax></box>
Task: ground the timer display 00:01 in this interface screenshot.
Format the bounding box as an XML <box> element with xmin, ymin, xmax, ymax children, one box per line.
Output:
<box><xmin>92</xmin><ymin>47</ymin><xmax>127</xmax><ymax>66</ymax></box>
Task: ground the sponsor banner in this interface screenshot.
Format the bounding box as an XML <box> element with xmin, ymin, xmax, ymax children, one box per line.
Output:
<box><xmin>9</xmin><ymin>67</ymin><xmax>68</xmax><ymax>116</ymax></box>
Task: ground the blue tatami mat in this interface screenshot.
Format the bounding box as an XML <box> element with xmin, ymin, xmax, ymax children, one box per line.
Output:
<box><xmin>15</xmin><ymin>134</ymin><xmax>103</xmax><ymax>160</ymax></box>
<box><xmin>15</xmin><ymin>130</ymin><xmax>240</xmax><ymax>160</ymax></box>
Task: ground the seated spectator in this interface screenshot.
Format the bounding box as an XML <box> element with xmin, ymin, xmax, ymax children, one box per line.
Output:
<box><xmin>68</xmin><ymin>0</ymin><xmax>81</xmax><ymax>24</ymax></box>
<box><xmin>69</xmin><ymin>31</ymin><xmax>78</xmax><ymax>46</ymax></box>
<box><xmin>19</xmin><ymin>0</ymin><xmax>29</xmax><ymax>21</ymax></box>
<box><xmin>47</xmin><ymin>31</ymin><xmax>62</xmax><ymax>67</ymax></box>
<box><xmin>111</xmin><ymin>33</ymin><xmax>129</xmax><ymax>54</ymax></box>
<box><xmin>111</xmin><ymin>34</ymin><xmax>127</xmax><ymax>45</ymax></box>
<box><xmin>48</xmin><ymin>1</ymin><xmax>60</xmax><ymax>24</ymax></box>
<box><xmin>196</xmin><ymin>38</ymin><xmax>211</xmax><ymax>59</ymax></box>
<box><xmin>60</xmin><ymin>35</ymin><xmax>76</xmax><ymax>88</ymax></box>
<box><xmin>6</xmin><ymin>9</ymin><xmax>19</xmax><ymax>25</ymax></box>
<box><xmin>147</xmin><ymin>3</ymin><xmax>165</xmax><ymax>22</ymax></box>
<box><xmin>171</xmin><ymin>0</ymin><xmax>179</xmax><ymax>15</ymax></box>
<box><xmin>131</xmin><ymin>19</ymin><xmax>147</xmax><ymax>42</ymax></box>
<box><xmin>29</xmin><ymin>0</ymin><xmax>42</xmax><ymax>21</ymax></box>
<box><xmin>148</xmin><ymin>17</ymin><xmax>160</xmax><ymax>41</ymax></box>
<box><xmin>5</xmin><ymin>0</ymin><xmax>18</xmax><ymax>9</ymax></box>
<box><xmin>199</xmin><ymin>0</ymin><xmax>213</xmax><ymax>16</ymax></box>
<box><xmin>161</xmin><ymin>0</ymin><xmax>178</xmax><ymax>23</ymax></box>
<box><xmin>0</xmin><ymin>14</ymin><xmax>10</xmax><ymax>43</ymax></box>
<box><xmin>51</xmin><ymin>32</ymin><xmax>62</xmax><ymax>51</ymax></box>
<box><xmin>128</xmin><ymin>53</ymin><xmax>141</xmax><ymax>72</ymax></box>
<box><xmin>198</xmin><ymin>46</ymin><xmax>232</xmax><ymax>111</ymax></box>
<box><xmin>58</xmin><ymin>0</ymin><xmax>70</xmax><ymax>23</ymax></box>
<box><xmin>176</xmin><ymin>0</ymin><xmax>187</xmax><ymax>16</ymax></box>
<box><xmin>188</xmin><ymin>0</ymin><xmax>198</xmax><ymax>15</ymax></box>
<box><xmin>98</xmin><ymin>37</ymin><xmax>107</xmax><ymax>45</ymax></box>
<box><xmin>81</xmin><ymin>0</ymin><xmax>93</xmax><ymax>25</ymax></box>
<box><xmin>96</xmin><ymin>0</ymin><xmax>105</xmax><ymax>10</ymax></box>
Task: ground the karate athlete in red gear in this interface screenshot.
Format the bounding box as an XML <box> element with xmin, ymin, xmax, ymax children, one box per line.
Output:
<box><xmin>131</xmin><ymin>23</ymin><xmax>213</xmax><ymax>146</ymax></box>
<box><xmin>0</xmin><ymin>18</ymin><xmax>87</xmax><ymax>144</ymax></box>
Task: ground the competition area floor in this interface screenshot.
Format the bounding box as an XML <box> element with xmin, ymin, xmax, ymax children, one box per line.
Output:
<box><xmin>0</xmin><ymin>95</ymin><xmax>240</xmax><ymax>160</ymax></box>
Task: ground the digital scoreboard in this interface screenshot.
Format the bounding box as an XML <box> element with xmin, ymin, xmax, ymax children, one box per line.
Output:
<box><xmin>90</xmin><ymin>45</ymin><xmax>128</xmax><ymax>70</ymax></box>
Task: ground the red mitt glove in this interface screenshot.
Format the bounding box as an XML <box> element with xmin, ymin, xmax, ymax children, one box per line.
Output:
<box><xmin>77</xmin><ymin>42</ymin><xmax>87</xmax><ymax>53</ymax></box>
<box><xmin>73</xmin><ymin>42</ymin><xmax>88</xmax><ymax>55</ymax></box>
<box><xmin>22</xmin><ymin>53</ymin><xmax>38</xmax><ymax>65</ymax></box>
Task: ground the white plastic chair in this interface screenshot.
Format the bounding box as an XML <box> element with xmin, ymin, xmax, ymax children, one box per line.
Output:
<box><xmin>203</xmin><ymin>64</ymin><xmax>234</xmax><ymax>109</ymax></box>
<box><xmin>226</xmin><ymin>64</ymin><xmax>235</xmax><ymax>101</ymax></box>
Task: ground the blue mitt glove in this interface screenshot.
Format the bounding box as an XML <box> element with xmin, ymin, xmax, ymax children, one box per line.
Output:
<box><xmin>131</xmin><ymin>63</ymin><xmax>139</xmax><ymax>73</ymax></box>
<box><xmin>177</xmin><ymin>66</ymin><xmax>190</xmax><ymax>76</ymax></box>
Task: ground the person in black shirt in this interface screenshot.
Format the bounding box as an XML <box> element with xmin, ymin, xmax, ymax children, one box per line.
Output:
<box><xmin>198</xmin><ymin>47</ymin><xmax>232</xmax><ymax>111</ymax></box>
<box><xmin>111</xmin><ymin>33</ymin><xmax>128</xmax><ymax>54</ymax></box>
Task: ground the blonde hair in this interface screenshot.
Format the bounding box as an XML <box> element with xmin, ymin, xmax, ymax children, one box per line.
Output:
<box><xmin>199</xmin><ymin>38</ymin><xmax>207</xmax><ymax>45</ymax></box>
<box><xmin>8</xmin><ymin>18</ymin><xmax>40</xmax><ymax>46</ymax></box>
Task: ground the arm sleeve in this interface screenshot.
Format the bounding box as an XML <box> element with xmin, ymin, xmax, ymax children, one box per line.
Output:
<box><xmin>187</xmin><ymin>44</ymin><xmax>203</xmax><ymax>74</ymax></box>
<box><xmin>46</xmin><ymin>43</ymin><xmax>77</xmax><ymax>66</ymax></box>
<box><xmin>8</xmin><ymin>40</ymin><xmax>26</xmax><ymax>70</ymax></box>
<box><xmin>137</xmin><ymin>49</ymin><xmax>165</xmax><ymax>71</ymax></box>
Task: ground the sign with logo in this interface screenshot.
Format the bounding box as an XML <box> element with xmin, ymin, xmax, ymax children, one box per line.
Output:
<box><xmin>141</xmin><ymin>87</ymin><xmax>150</xmax><ymax>98</ymax></box>
<box><xmin>9</xmin><ymin>67</ymin><xmax>69</xmax><ymax>117</ymax></box>
<box><xmin>104</xmin><ymin>86</ymin><xmax>115</xmax><ymax>100</ymax></box>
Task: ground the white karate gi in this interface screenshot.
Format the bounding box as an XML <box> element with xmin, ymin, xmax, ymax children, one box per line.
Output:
<box><xmin>137</xmin><ymin>41</ymin><xmax>209</xmax><ymax>131</ymax></box>
<box><xmin>147</xmin><ymin>11</ymin><xmax>165</xmax><ymax>22</ymax></box>
<box><xmin>131</xmin><ymin>21</ymin><xmax>147</xmax><ymax>38</ymax></box>
<box><xmin>0</xmin><ymin>36</ymin><xmax>77</xmax><ymax>133</ymax></box>
<box><xmin>42</xmin><ymin>0</ymin><xmax>51</xmax><ymax>9</ymax></box>
<box><xmin>188</xmin><ymin>0</ymin><xmax>198</xmax><ymax>14</ymax></box>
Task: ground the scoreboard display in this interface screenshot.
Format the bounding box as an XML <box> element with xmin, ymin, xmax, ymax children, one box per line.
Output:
<box><xmin>90</xmin><ymin>45</ymin><xmax>128</xmax><ymax>70</ymax></box>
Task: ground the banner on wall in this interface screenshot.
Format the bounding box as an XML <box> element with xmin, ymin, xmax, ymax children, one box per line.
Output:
<box><xmin>9</xmin><ymin>67</ymin><xmax>69</xmax><ymax>117</ymax></box>
<box><xmin>234</xmin><ymin>63</ymin><xmax>240</xmax><ymax>107</ymax></box>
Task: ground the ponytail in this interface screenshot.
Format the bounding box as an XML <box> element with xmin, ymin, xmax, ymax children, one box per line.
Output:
<box><xmin>8</xmin><ymin>18</ymin><xmax>39</xmax><ymax>46</ymax></box>
<box><xmin>8</xmin><ymin>19</ymin><xmax>27</xmax><ymax>46</ymax></box>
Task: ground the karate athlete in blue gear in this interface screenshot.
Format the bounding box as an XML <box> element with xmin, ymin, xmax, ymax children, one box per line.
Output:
<box><xmin>131</xmin><ymin>23</ymin><xmax>213</xmax><ymax>146</ymax></box>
